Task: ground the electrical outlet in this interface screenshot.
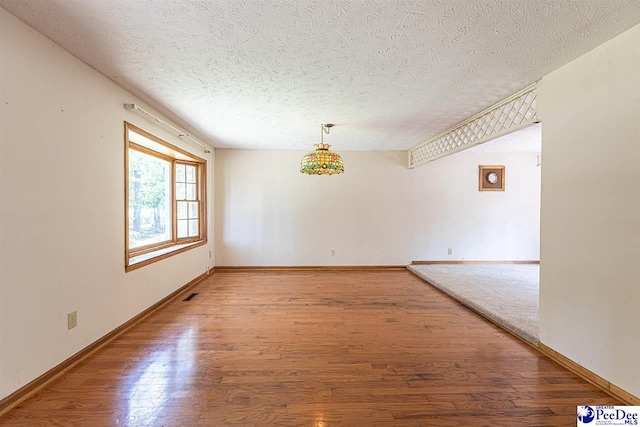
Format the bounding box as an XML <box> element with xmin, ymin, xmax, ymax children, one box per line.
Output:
<box><xmin>208</xmin><ymin>251</ymin><xmax>212</xmax><ymax>258</ymax></box>
<box><xmin>331</xmin><ymin>248</ymin><xmax>335</xmax><ymax>256</ymax></box>
<box><xmin>68</xmin><ymin>311</ymin><xmax>78</xmax><ymax>330</ymax></box>
<box><xmin>447</xmin><ymin>248</ymin><xmax>453</xmax><ymax>255</ymax></box>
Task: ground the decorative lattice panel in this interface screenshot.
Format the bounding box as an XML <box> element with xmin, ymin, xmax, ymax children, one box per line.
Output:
<box><xmin>408</xmin><ymin>83</ymin><xmax>538</xmax><ymax>168</ymax></box>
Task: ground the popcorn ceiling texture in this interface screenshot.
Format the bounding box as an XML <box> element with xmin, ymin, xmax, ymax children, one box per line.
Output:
<box><xmin>2</xmin><ymin>0</ymin><xmax>639</xmax><ymax>150</ymax></box>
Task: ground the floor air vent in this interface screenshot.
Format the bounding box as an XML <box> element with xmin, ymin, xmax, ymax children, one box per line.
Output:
<box><xmin>183</xmin><ymin>292</ymin><xmax>199</xmax><ymax>301</ymax></box>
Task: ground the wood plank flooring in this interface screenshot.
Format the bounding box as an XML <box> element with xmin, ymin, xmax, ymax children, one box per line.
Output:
<box><xmin>0</xmin><ymin>270</ymin><xmax>618</xmax><ymax>426</ymax></box>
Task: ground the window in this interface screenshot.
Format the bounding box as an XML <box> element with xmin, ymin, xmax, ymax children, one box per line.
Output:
<box><xmin>175</xmin><ymin>163</ymin><xmax>200</xmax><ymax>238</ymax></box>
<box><xmin>125</xmin><ymin>122</ymin><xmax>207</xmax><ymax>271</ymax></box>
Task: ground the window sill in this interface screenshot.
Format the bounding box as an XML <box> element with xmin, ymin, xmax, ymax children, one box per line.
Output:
<box><xmin>126</xmin><ymin>240</ymin><xmax>207</xmax><ymax>272</ymax></box>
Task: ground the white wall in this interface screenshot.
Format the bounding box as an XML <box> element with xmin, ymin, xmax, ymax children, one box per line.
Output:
<box><xmin>538</xmin><ymin>23</ymin><xmax>640</xmax><ymax>397</ymax></box>
<box><xmin>0</xmin><ymin>9</ymin><xmax>214</xmax><ymax>400</ymax></box>
<box><xmin>215</xmin><ymin>149</ymin><xmax>540</xmax><ymax>266</ymax></box>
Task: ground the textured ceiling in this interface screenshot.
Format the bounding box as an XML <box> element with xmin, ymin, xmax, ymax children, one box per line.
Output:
<box><xmin>2</xmin><ymin>1</ymin><xmax>640</xmax><ymax>150</ymax></box>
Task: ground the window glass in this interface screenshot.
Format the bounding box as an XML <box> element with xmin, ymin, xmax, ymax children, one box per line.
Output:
<box><xmin>175</xmin><ymin>162</ymin><xmax>199</xmax><ymax>239</ymax></box>
<box><xmin>128</xmin><ymin>149</ymin><xmax>172</xmax><ymax>249</ymax></box>
<box><xmin>186</xmin><ymin>165</ymin><xmax>196</xmax><ymax>183</ymax></box>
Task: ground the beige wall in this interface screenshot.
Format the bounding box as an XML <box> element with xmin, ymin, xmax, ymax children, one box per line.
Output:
<box><xmin>0</xmin><ymin>9</ymin><xmax>215</xmax><ymax>399</ymax></box>
<box><xmin>18</xmin><ymin>0</ymin><xmax>640</xmax><ymax>403</ymax></box>
<box><xmin>538</xmin><ymin>23</ymin><xmax>640</xmax><ymax>397</ymax></box>
<box><xmin>215</xmin><ymin>149</ymin><xmax>541</xmax><ymax>266</ymax></box>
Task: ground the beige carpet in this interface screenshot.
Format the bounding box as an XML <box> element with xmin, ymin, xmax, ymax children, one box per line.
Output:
<box><xmin>407</xmin><ymin>263</ymin><xmax>539</xmax><ymax>345</ymax></box>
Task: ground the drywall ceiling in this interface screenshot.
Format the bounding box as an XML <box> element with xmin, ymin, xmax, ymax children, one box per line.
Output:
<box><xmin>467</xmin><ymin>123</ymin><xmax>541</xmax><ymax>153</ymax></box>
<box><xmin>2</xmin><ymin>1</ymin><xmax>639</xmax><ymax>150</ymax></box>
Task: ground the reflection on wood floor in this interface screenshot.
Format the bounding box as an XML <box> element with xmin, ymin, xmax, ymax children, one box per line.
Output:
<box><xmin>0</xmin><ymin>270</ymin><xmax>618</xmax><ymax>426</ymax></box>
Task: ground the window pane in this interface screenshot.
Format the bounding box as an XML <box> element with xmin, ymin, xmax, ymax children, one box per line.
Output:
<box><xmin>177</xmin><ymin>219</ymin><xmax>188</xmax><ymax>238</ymax></box>
<box><xmin>186</xmin><ymin>165</ymin><xmax>196</xmax><ymax>183</ymax></box>
<box><xmin>175</xmin><ymin>164</ymin><xmax>185</xmax><ymax>183</ymax></box>
<box><xmin>188</xmin><ymin>219</ymin><xmax>199</xmax><ymax>237</ymax></box>
<box><xmin>177</xmin><ymin>201</ymin><xmax>188</xmax><ymax>219</ymax></box>
<box><xmin>176</xmin><ymin>183</ymin><xmax>186</xmax><ymax>200</ymax></box>
<box><xmin>186</xmin><ymin>183</ymin><xmax>196</xmax><ymax>200</ymax></box>
<box><xmin>128</xmin><ymin>149</ymin><xmax>172</xmax><ymax>249</ymax></box>
<box><xmin>188</xmin><ymin>202</ymin><xmax>198</xmax><ymax>219</ymax></box>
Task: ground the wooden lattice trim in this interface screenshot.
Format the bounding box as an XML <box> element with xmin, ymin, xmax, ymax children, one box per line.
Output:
<box><xmin>408</xmin><ymin>83</ymin><xmax>538</xmax><ymax>168</ymax></box>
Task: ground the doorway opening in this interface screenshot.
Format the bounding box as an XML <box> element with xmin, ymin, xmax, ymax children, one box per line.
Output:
<box><xmin>409</xmin><ymin>123</ymin><xmax>542</xmax><ymax>345</ymax></box>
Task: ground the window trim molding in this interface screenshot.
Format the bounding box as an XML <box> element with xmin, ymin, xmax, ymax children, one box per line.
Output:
<box><xmin>126</xmin><ymin>241</ymin><xmax>208</xmax><ymax>272</ymax></box>
<box><xmin>175</xmin><ymin>159</ymin><xmax>203</xmax><ymax>243</ymax></box>
<box><xmin>124</xmin><ymin>122</ymin><xmax>207</xmax><ymax>272</ymax></box>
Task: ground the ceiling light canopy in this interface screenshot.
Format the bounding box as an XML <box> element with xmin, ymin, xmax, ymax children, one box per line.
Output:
<box><xmin>300</xmin><ymin>124</ymin><xmax>344</xmax><ymax>175</ymax></box>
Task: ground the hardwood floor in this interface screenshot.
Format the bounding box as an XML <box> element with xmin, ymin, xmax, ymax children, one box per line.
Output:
<box><xmin>0</xmin><ymin>270</ymin><xmax>618</xmax><ymax>426</ymax></box>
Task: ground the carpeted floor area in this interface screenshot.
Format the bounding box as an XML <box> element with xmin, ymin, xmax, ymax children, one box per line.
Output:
<box><xmin>407</xmin><ymin>263</ymin><xmax>539</xmax><ymax>345</ymax></box>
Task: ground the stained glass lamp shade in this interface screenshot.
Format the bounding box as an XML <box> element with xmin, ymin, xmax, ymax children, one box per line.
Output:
<box><xmin>300</xmin><ymin>124</ymin><xmax>344</xmax><ymax>175</ymax></box>
<box><xmin>300</xmin><ymin>143</ymin><xmax>344</xmax><ymax>175</ymax></box>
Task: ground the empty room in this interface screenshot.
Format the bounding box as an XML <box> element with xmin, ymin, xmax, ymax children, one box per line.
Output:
<box><xmin>1</xmin><ymin>1</ymin><xmax>639</xmax><ymax>426</ymax></box>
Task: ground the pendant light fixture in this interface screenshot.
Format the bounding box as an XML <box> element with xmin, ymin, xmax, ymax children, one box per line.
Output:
<box><xmin>300</xmin><ymin>124</ymin><xmax>344</xmax><ymax>175</ymax></box>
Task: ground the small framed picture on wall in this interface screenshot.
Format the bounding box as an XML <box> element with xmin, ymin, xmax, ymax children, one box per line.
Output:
<box><xmin>479</xmin><ymin>165</ymin><xmax>505</xmax><ymax>191</ymax></box>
